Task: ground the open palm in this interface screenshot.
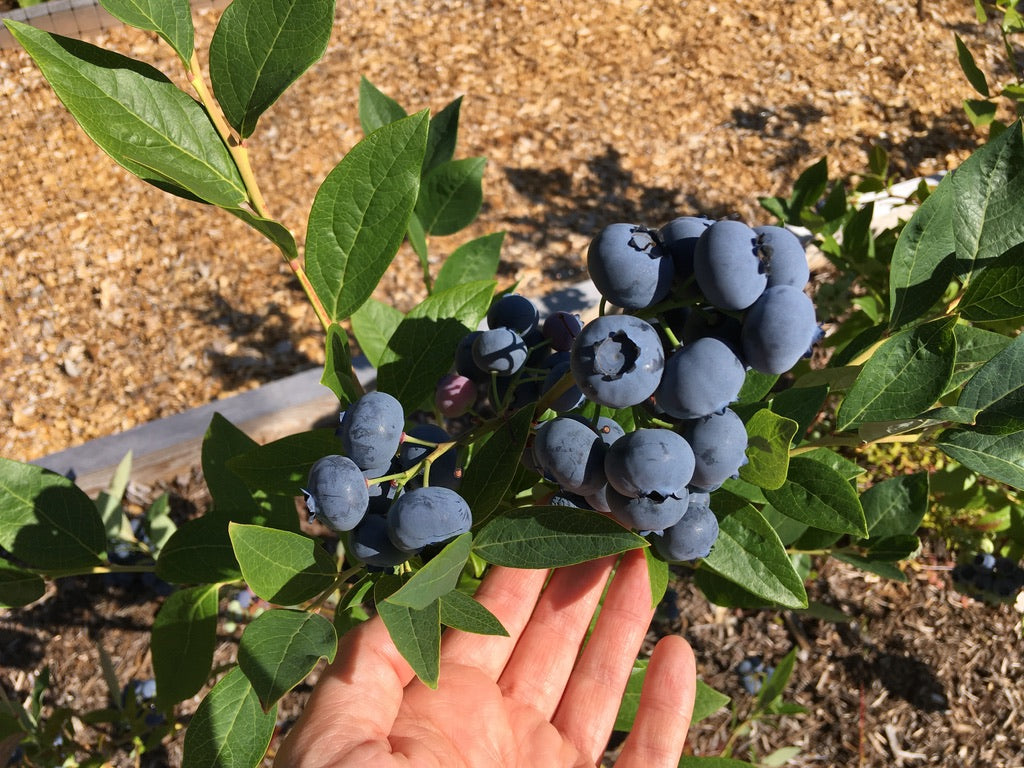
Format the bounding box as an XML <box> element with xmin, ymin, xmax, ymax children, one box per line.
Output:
<box><xmin>275</xmin><ymin>548</ymin><xmax>695</xmax><ymax>767</ymax></box>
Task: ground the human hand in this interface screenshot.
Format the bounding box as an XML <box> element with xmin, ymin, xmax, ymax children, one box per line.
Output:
<box><xmin>274</xmin><ymin>547</ymin><xmax>696</xmax><ymax>767</ymax></box>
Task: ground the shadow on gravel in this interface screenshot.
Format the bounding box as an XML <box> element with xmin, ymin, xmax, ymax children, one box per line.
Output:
<box><xmin>503</xmin><ymin>145</ymin><xmax>730</xmax><ymax>283</ymax></box>
<box><xmin>839</xmin><ymin>647</ymin><xmax>949</xmax><ymax>712</ymax></box>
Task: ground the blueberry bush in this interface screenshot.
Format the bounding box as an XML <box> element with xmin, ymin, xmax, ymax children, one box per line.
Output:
<box><xmin>2</xmin><ymin>0</ymin><xmax>1024</xmax><ymax>765</ymax></box>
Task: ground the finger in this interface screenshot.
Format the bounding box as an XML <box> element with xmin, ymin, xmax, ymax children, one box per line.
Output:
<box><xmin>497</xmin><ymin>554</ymin><xmax>618</xmax><ymax>719</ymax></box>
<box><xmin>615</xmin><ymin>634</ymin><xmax>696</xmax><ymax>768</ymax></box>
<box><xmin>273</xmin><ymin>616</ymin><xmax>413</xmax><ymax>767</ymax></box>
<box><xmin>440</xmin><ymin>565</ymin><xmax>551</xmax><ymax>679</ymax></box>
<box><xmin>551</xmin><ymin>547</ymin><xmax>655</xmax><ymax>762</ymax></box>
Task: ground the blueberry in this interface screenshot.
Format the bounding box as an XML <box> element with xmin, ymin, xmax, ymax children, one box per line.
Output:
<box><xmin>741</xmin><ymin>285</ymin><xmax>822</xmax><ymax>375</ymax></box>
<box><xmin>684</xmin><ymin>408</ymin><xmax>749</xmax><ymax>491</ymax></box>
<box><xmin>386</xmin><ymin>486</ymin><xmax>472</xmax><ymax>553</ymax></box>
<box><xmin>587</xmin><ymin>223</ymin><xmax>674</xmax><ymax>310</ymax></box>
<box><xmin>607</xmin><ymin>487</ymin><xmax>689</xmax><ymax>532</ymax></box>
<box><xmin>472</xmin><ymin>328</ymin><xmax>529</xmax><ymax>375</ymax></box>
<box><xmin>654</xmin><ymin>337</ymin><xmax>746</xmax><ymax>419</ymax></box>
<box><xmin>650</xmin><ymin>496</ymin><xmax>719</xmax><ymax>561</ymax></box>
<box><xmin>658</xmin><ymin>215</ymin><xmax>712</xmax><ymax>283</ymax></box>
<box><xmin>570</xmin><ymin>314</ymin><xmax>665</xmax><ymax>408</ymax></box>
<box><xmin>338</xmin><ymin>391</ymin><xmax>405</xmax><ymax>471</ymax></box>
<box><xmin>532</xmin><ymin>417</ymin><xmax>608</xmax><ymax>495</ymax></box>
<box><xmin>754</xmin><ymin>225</ymin><xmax>810</xmax><ymax>289</ymax></box>
<box><xmin>604</xmin><ymin>428</ymin><xmax>695</xmax><ymax>499</ymax></box>
<box><xmin>304</xmin><ymin>455</ymin><xmax>370</xmax><ymax>532</ymax></box>
<box><xmin>693</xmin><ymin>219</ymin><xmax>767</xmax><ymax>311</ymax></box>
<box><xmin>542</xmin><ymin>311</ymin><xmax>585</xmax><ymax>351</ymax></box>
<box><xmin>487</xmin><ymin>293</ymin><xmax>540</xmax><ymax>335</ymax></box>
<box><xmin>350</xmin><ymin>513</ymin><xmax>409</xmax><ymax>567</ymax></box>
<box><xmin>398</xmin><ymin>423</ymin><xmax>460</xmax><ymax>490</ymax></box>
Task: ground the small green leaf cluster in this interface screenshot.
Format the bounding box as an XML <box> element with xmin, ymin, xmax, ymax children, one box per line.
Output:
<box><xmin>958</xmin><ymin>1</ymin><xmax>1024</xmax><ymax>136</ymax></box>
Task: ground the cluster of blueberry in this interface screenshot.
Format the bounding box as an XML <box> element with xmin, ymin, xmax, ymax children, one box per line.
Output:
<box><xmin>304</xmin><ymin>215</ymin><xmax>820</xmax><ymax>568</ymax></box>
<box><xmin>303</xmin><ymin>391</ymin><xmax>470</xmax><ymax>568</ymax></box>
<box><xmin>735</xmin><ymin>656</ymin><xmax>775</xmax><ymax>695</ymax></box>
<box><xmin>951</xmin><ymin>552</ymin><xmax>1024</xmax><ymax>604</ymax></box>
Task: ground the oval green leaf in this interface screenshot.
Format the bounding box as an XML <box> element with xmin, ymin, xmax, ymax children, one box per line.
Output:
<box><xmin>209</xmin><ymin>0</ymin><xmax>336</xmax><ymax>138</ymax></box>
<box><xmin>958</xmin><ymin>329</ymin><xmax>1024</xmax><ymax>432</ymax></box>
<box><xmin>938</xmin><ymin>429</ymin><xmax>1024</xmax><ymax>490</ymax></box>
<box><xmin>415</xmin><ymin>157</ymin><xmax>486</xmax><ymax>236</ymax></box>
<box><xmin>837</xmin><ymin>316</ymin><xmax>958</xmax><ymax>431</ymax></box>
<box><xmin>460</xmin><ymin>406</ymin><xmax>534</xmax><ymax>525</ymax></box>
<box><xmin>181</xmin><ymin>667</ymin><xmax>277</xmax><ymax>768</ymax></box>
<box><xmin>473</xmin><ymin>507</ymin><xmax>647</xmax><ymax>569</ymax></box>
<box><xmin>433</xmin><ymin>231</ymin><xmax>505</xmax><ymax>294</ymax></box>
<box><xmin>97</xmin><ymin>0</ymin><xmax>194</xmax><ymax>67</ymax></box>
<box><xmin>229</xmin><ymin>523</ymin><xmax>337</xmax><ymax>605</ymax></box>
<box><xmin>763</xmin><ymin>456</ymin><xmax>867</xmax><ymax>536</ymax></box>
<box><xmin>155</xmin><ymin>515</ymin><xmax>241</xmax><ymax>585</ymax></box>
<box><xmin>0</xmin><ymin>458</ymin><xmax>105</xmax><ymax>572</ymax></box>
<box><xmin>738</xmin><ymin>408</ymin><xmax>798</xmax><ymax>491</ymax></box>
<box><xmin>152</xmin><ymin>584</ymin><xmax>219</xmax><ymax>706</ymax></box>
<box><xmin>438</xmin><ymin>589</ymin><xmax>508</xmax><ymax>636</ymax></box>
<box><xmin>375</xmin><ymin>575</ymin><xmax>441</xmax><ymax>688</ymax></box>
<box><xmin>386</xmin><ymin>533</ymin><xmax>472</xmax><ymax>611</ymax></box>
<box><xmin>238</xmin><ymin>608</ymin><xmax>337</xmax><ymax>711</ymax></box>
<box><xmin>226</xmin><ymin>428</ymin><xmax>344</xmax><ymax>496</ymax></box>
<box><xmin>0</xmin><ymin>561</ymin><xmax>45</xmax><ymax>608</ymax></box>
<box><xmin>5</xmin><ymin>21</ymin><xmax>246</xmax><ymax>207</ymax></box>
<box><xmin>960</xmin><ymin>242</ymin><xmax>1024</xmax><ymax>323</ymax></box>
<box><xmin>306</xmin><ymin>111</ymin><xmax>429</xmax><ymax>322</ymax></box>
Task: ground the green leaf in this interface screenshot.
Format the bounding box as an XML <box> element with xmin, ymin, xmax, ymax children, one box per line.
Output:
<box><xmin>358</xmin><ymin>76</ymin><xmax>407</xmax><ymax>134</ymax></box>
<box><xmin>953</xmin><ymin>120</ymin><xmax>1024</xmax><ymax>276</ymax></box>
<box><xmin>837</xmin><ymin>316</ymin><xmax>958</xmax><ymax>431</ymax></box>
<box><xmin>789</xmin><ymin>157</ymin><xmax>829</xmax><ymax>223</ymax></box>
<box><xmin>737</xmin><ymin>409</ymin><xmax>798</xmax><ymax>491</ymax></box>
<box><xmin>227</xmin><ymin>428</ymin><xmax>343</xmax><ymax>496</ymax></box>
<box><xmin>964</xmin><ymin>98</ymin><xmax>999</xmax><ymax>128</ymax></box>
<box><xmin>678</xmin><ymin>756</ymin><xmax>757</xmax><ymax>767</ymax></box>
<box><xmin>959</xmin><ymin>331</ymin><xmax>1024</xmax><ymax>432</ymax></box>
<box><xmin>645</xmin><ymin>547</ymin><xmax>669</xmax><ymax>609</ymax></box>
<box><xmin>424</xmin><ymin>95</ymin><xmax>462</xmax><ymax>174</ymax></box>
<box><xmin>4</xmin><ymin>21</ymin><xmax>246</xmax><ymax>207</ymax></box>
<box><xmin>0</xmin><ymin>561</ymin><xmax>45</xmax><ymax>608</ymax></box>
<box><xmin>831</xmin><ymin>550</ymin><xmax>908</xmax><ymax>581</ymax></box>
<box><xmin>152</xmin><ymin>584</ymin><xmax>219</xmax><ymax>706</ymax></box>
<box><xmin>438</xmin><ymin>589</ymin><xmax>508</xmax><ymax>636</ymax></box>
<box><xmin>225</xmin><ymin>207</ymin><xmax>299</xmax><ymax>259</ymax></box>
<box><xmin>861</xmin><ymin>473</ymin><xmax>929</xmax><ymax>539</ymax></box>
<box><xmin>376</xmin><ymin>280</ymin><xmax>495</xmax><ymax>412</ymax></box>
<box><xmin>938</xmin><ymin>429</ymin><xmax>1024</xmax><ymax>490</ymax></box>
<box><xmin>0</xmin><ymin>458</ymin><xmax>105</xmax><ymax>571</ymax></box>
<box><xmin>763</xmin><ymin>457</ymin><xmax>867</xmax><ymax>536</ymax></box>
<box><xmin>761</xmin><ymin>747</ymin><xmax>803</xmax><ymax>767</ymax></box>
<box><xmin>702</xmin><ymin>495</ymin><xmax>807</xmax><ymax>609</ymax></box>
<box><xmin>156</xmin><ymin>515</ymin><xmax>241</xmax><ymax>584</ymax></box>
<box><xmin>770</xmin><ymin>385</ymin><xmax>828</xmax><ymax>445</ymax></box>
<box><xmin>473</xmin><ymin>507</ymin><xmax>648</xmax><ymax>569</ymax></box>
<box><xmin>238</xmin><ymin>608</ymin><xmax>337</xmax><ymax>711</ymax></box>
<box><xmin>460</xmin><ymin>406</ymin><xmax>534</xmax><ymax>525</ymax></box>
<box><xmin>387</xmin><ymin>533</ymin><xmax>471</xmax><ymax>610</ymax></box>
<box><xmin>756</xmin><ymin>647</ymin><xmax>796</xmax><ymax>709</ymax></box>
<box><xmin>695</xmin><ymin>566</ymin><xmax>778</xmax><ymax>609</ymax></box>
<box><xmin>433</xmin><ymin>232</ymin><xmax>505</xmax><ymax>294</ymax></box>
<box><xmin>955</xmin><ymin>33</ymin><xmax>990</xmax><ymax>96</ymax></box>
<box><xmin>209</xmin><ymin>0</ymin><xmax>335</xmax><ymax>138</ymax></box>
<box><xmin>888</xmin><ymin>172</ymin><xmax>956</xmax><ymax>329</ymax></box>
<box><xmin>961</xmin><ymin>242</ymin><xmax>1024</xmax><ymax>323</ymax></box>
<box><xmin>950</xmin><ymin>324</ymin><xmax>1014</xmax><ymax>390</ymax></box>
<box><xmin>229</xmin><ymin>523</ymin><xmax>337</xmax><ymax>606</ymax></box>
<box><xmin>736</xmin><ymin>369</ymin><xmax>779</xmax><ymax>403</ymax></box>
<box><xmin>333</xmin><ymin>575</ymin><xmax>374</xmax><ymax>636</ymax></box>
<box><xmin>415</xmin><ymin>157</ymin><xmax>486</xmax><ymax>236</ymax></box>
<box><xmin>97</xmin><ymin>0</ymin><xmax>194</xmax><ymax>66</ymax></box>
<box><xmin>321</xmin><ymin>323</ymin><xmax>360</xmax><ymax>407</ymax></box>
<box><xmin>181</xmin><ymin>667</ymin><xmax>277</xmax><ymax>768</ymax></box>
<box><xmin>694</xmin><ymin>679</ymin><xmax>732</xmax><ymax>724</ymax></box>
<box><xmin>349</xmin><ymin>298</ymin><xmax>404</xmax><ymax>369</ymax></box>
<box><xmin>203</xmin><ymin>413</ymin><xmax>288</xmax><ymax>527</ymax></box>
<box><xmin>143</xmin><ymin>492</ymin><xmax>176</xmax><ymax>554</ymax></box>
<box><xmin>95</xmin><ymin>450</ymin><xmax>132</xmax><ymax>539</ymax></box>
<box><xmin>375</xmin><ymin>576</ymin><xmax>441</xmax><ymax>688</ymax></box>
<box><xmin>616</xmin><ymin>669</ymin><xmax>729</xmax><ymax>731</ymax></box>
<box><xmin>865</xmin><ymin>534</ymin><xmax>920</xmax><ymax>561</ymax></box>
<box><xmin>306</xmin><ymin>111</ymin><xmax>429</xmax><ymax>321</ymax></box>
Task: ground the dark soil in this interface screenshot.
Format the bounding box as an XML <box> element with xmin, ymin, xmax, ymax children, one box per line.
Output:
<box><xmin>2</xmin><ymin>467</ymin><xmax>1022</xmax><ymax>767</ymax></box>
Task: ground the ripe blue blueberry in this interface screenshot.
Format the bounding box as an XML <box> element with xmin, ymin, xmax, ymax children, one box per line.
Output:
<box><xmin>587</xmin><ymin>223</ymin><xmax>674</xmax><ymax>309</ymax></box>
<box><xmin>338</xmin><ymin>391</ymin><xmax>405</xmax><ymax>471</ymax></box>
<box><xmin>606</xmin><ymin>486</ymin><xmax>689</xmax><ymax>532</ymax></box>
<box><xmin>542</xmin><ymin>311</ymin><xmax>585</xmax><ymax>351</ymax></box>
<box><xmin>532</xmin><ymin>417</ymin><xmax>608</xmax><ymax>495</ymax></box>
<box><xmin>693</xmin><ymin>219</ymin><xmax>767</xmax><ymax>311</ymax></box>
<box><xmin>604</xmin><ymin>428</ymin><xmax>695</xmax><ymax>499</ymax></box>
<box><xmin>386</xmin><ymin>486</ymin><xmax>472</xmax><ymax>553</ymax></box>
<box><xmin>684</xmin><ymin>408</ymin><xmax>749</xmax><ymax>491</ymax></box>
<box><xmin>655</xmin><ymin>337</ymin><xmax>746</xmax><ymax>419</ymax></box>
<box><xmin>487</xmin><ymin>293</ymin><xmax>540</xmax><ymax>335</ymax></box>
<box><xmin>650</xmin><ymin>496</ymin><xmax>719</xmax><ymax>561</ymax></box>
<box><xmin>350</xmin><ymin>513</ymin><xmax>410</xmax><ymax>567</ymax></box>
<box><xmin>754</xmin><ymin>225</ymin><xmax>810</xmax><ymax>289</ymax></box>
<box><xmin>741</xmin><ymin>285</ymin><xmax>822</xmax><ymax>375</ymax></box>
<box><xmin>304</xmin><ymin>454</ymin><xmax>370</xmax><ymax>532</ymax></box>
<box><xmin>472</xmin><ymin>328</ymin><xmax>529</xmax><ymax>375</ymax></box>
<box><xmin>570</xmin><ymin>314</ymin><xmax>665</xmax><ymax>408</ymax></box>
